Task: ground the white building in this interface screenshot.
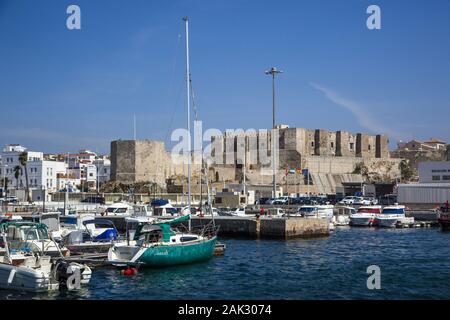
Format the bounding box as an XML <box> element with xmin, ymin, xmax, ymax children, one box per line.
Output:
<box><xmin>398</xmin><ymin>161</ymin><xmax>450</xmax><ymax>205</ymax></box>
<box><xmin>94</xmin><ymin>158</ymin><xmax>111</xmax><ymax>185</ymax></box>
<box><xmin>418</xmin><ymin>161</ymin><xmax>450</xmax><ymax>183</ymax></box>
<box><xmin>64</xmin><ymin>150</ymin><xmax>99</xmax><ymax>190</ymax></box>
<box><xmin>0</xmin><ymin>144</ymin><xmax>67</xmax><ymax>194</ymax></box>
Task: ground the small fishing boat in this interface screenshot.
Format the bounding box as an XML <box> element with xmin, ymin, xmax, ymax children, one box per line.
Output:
<box><xmin>62</xmin><ymin>219</ymin><xmax>119</xmax><ymax>255</ymax></box>
<box><xmin>296</xmin><ymin>205</ymin><xmax>334</xmax><ymax>220</ymax></box>
<box><xmin>108</xmin><ymin>215</ymin><xmax>218</xmax><ymax>268</ymax></box>
<box><xmin>266</xmin><ymin>208</ymin><xmax>286</xmax><ymax>218</ymax></box>
<box><xmin>153</xmin><ymin>203</ymin><xmax>179</xmax><ymax>217</ymax></box>
<box><xmin>375</xmin><ymin>205</ymin><xmax>407</xmax><ymax>228</ymax></box>
<box><xmin>0</xmin><ymin>225</ymin><xmax>91</xmax><ymax>292</ymax></box>
<box><xmin>31</xmin><ymin>212</ymin><xmax>62</xmax><ymax>242</ymax></box>
<box><xmin>1</xmin><ymin>221</ymin><xmax>69</xmax><ymax>257</ymax></box>
<box><xmin>102</xmin><ymin>202</ymin><xmax>131</xmax><ymax>216</ymax></box>
<box><xmin>333</xmin><ymin>206</ymin><xmax>355</xmax><ymax>226</ymax></box>
<box><xmin>349</xmin><ymin>205</ymin><xmax>382</xmax><ymax>227</ymax></box>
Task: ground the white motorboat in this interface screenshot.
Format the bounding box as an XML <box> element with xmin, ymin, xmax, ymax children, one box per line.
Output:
<box><xmin>132</xmin><ymin>204</ymin><xmax>153</xmax><ymax>217</ymax></box>
<box><xmin>0</xmin><ymin>249</ymin><xmax>59</xmax><ymax>292</ymax></box>
<box><xmin>375</xmin><ymin>205</ymin><xmax>407</xmax><ymax>228</ymax></box>
<box><xmin>266</xmin><ymin>208</ymin><xmax>286</xmax><ymax>218</ymax></box>
<box><xmin>31</xmin><ymin>212</ymin><xmax>62</xmax><ymax>242</ymax></box>
<box><xmin>101</xmin><ymin>202</ymin><xmax>131</xmax><ymax>216</ymax></box>
<box><xmin>3</xmin><ymin>221</ymin><xmax>69</xmax><ymax>257</ymax></box>
<box><xmin>349</xmin><ymin>205</ymin><xmax>382</xmax><ymax>226</ymax></box>
<box><xmin>333</xmin><ymin>206</ymin><xmax>355</xmax><ymax>226</ymax></box>
<box><xmin>0</xmin><ymin>226</ymin><xmax>91</xmax><ymax>292</ymax></box>
<box><xmin>153</xmin><ymin>203</ymin><xmax>179</xmax><ymax>217</ymax></box>
<box><xmin>297</xmin><ymin>205</ymin><xmax>334</xmax><ymax>220</ymax></box>
<box><xmin>62</xmin><ymin>219</ymin><xmax>119</xmax><ymax>255</ymax></box>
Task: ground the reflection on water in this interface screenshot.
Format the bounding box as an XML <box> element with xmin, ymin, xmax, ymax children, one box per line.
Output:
<box><xmin>1</xmin><ymin>228</ymin><xmax>450</xmax><ymax>300</ymax></box>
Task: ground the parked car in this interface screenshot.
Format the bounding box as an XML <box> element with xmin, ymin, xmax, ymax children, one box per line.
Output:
<box><xmin>256</xmin><ymin>197</ymin><xmax>271</xmax><ymax>205</ymax></box>
<box><xmin>0</xmin><ymin>196</ymin><xmax>18</xmax><ymax>204</ymax></box>
<box><xmin>339</xmin><ymin>196</ymin><xmax>360</xmax><ymax>205</ymax></box>
<box><xmin>272</xmin><ymin>197</ymin><xmax>291</xmax><ymax>205</ymax></box>
<box><xmin>354</xmin><ymin>197</ymin><xmax>378</xmax><ymax>205</ymax></box>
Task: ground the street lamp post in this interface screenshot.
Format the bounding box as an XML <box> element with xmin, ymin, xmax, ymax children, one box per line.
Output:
<box><xmin>265</xmin><ymin>67</ymin><xmax>283</xmax><ymax>198</ymax></box>
<box><xmin>1</xmin><ymin>163</ymin><xmax>7</xmax><ymax>198</ymax></box>
<box><xmin>42</xmin><ymin>185</ymin><xmax>46</xmax><ymax>213</ymax></box>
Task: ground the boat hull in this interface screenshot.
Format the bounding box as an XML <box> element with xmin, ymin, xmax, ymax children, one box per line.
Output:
<box><xmin>0</xmin><ymin>263</ymin><xmax>59</xmax><ymax>292</ymax></box>
<box><xmin>438</xmin><ymin>217</ymin><xmax>450</xmax><ymax>231</ymax></box>
<box><xmin>136</xmin><ymin>237</ymin><xmax>217</xmax><ymax>267</ymax></box>
<box><xmin>66</xmin><ymin>242</ymin><xmax>113</xmax><ymax>255</ymax></box>
<box><xmin>375</xmin><ymin>218</ymin><xmax>398</xmax><ymax>228</ymax></box>
<box><xmin>349</xmin><ymin>216</ymin><xmax>374</xmax><ymax>226</ymax></box>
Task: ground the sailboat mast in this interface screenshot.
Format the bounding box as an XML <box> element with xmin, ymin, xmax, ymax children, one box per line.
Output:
<box><xmin>183</xmin><ymin>17</ymin><xmax>192</xmax><ymax>230</ymax></box>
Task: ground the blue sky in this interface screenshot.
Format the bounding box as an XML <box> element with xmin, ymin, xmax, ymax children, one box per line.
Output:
<box><xmin>1</xmin><ymin>0</ymin><xmax>450</xmax><ymax>154</ymax></box>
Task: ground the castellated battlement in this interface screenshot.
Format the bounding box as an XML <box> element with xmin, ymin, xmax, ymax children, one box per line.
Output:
<box><xmin>210</xmin><ymin>127</ymin><xmax>390</xmax><ymax>164</ymax></box>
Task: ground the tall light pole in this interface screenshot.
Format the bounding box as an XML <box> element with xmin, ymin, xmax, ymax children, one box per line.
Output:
<box><xmin>265</xmin><ymin>67</ymin><xmax>283</xmax><ymax>198</ymax></box>
<box><xmin>1</xmin><ymin>163</ymin><xmax>7</xmax><ymax>198</ymax></box>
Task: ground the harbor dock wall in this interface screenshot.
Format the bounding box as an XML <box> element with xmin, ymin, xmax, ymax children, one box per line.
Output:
<box><xmin>92</xmin><ymin>216</ymin><xmax>330</xmax><ymax>239</ymax></box>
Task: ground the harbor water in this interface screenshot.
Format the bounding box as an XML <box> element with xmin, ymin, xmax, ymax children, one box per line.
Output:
<box><xmin>1</xmin><ymin>227</ymin><xmax>450</xmax><ymax>300</ymax></box>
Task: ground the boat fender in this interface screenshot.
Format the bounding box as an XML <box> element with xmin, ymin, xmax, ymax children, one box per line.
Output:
<box><xmin>122</xmin><ymin>267</ymin><xmax>137</xmax><ymax>276</ymax></box>
<box><xmin>7</xmin><ymin>269</ymin><xmax>16</xmax><ymax>284</ymax></box>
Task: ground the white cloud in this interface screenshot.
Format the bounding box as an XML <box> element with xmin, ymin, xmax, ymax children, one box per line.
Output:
<box><xmin>310</xmin><ymin>82</ymin><xmax>406</xmax><ymax>140</ymax></box>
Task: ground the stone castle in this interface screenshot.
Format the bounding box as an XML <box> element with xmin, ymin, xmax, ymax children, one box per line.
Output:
<box><xmin>111</xmin><ymin>126</ymin><xmax>402</xmax><ymax>194</ymax></box>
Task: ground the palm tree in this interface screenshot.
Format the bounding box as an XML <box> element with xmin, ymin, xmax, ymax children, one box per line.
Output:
<box><xmin>19</xmin><ymin>152</ymin><xmax>31</xmax><ymax>203</ymax></box>
<box><xmin>13</xmin><ymin>165</ymin><xmax>23</xmax><ymax>190</ymax></box>
<box><xmin>1</xmin><ymin>177</ymin><xmax>9</xmax><ymax>197</ymax></box>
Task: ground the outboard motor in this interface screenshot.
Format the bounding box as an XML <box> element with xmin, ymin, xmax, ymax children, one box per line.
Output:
<box><xmin>54</xmin><ymin>259</ymin><xmax>85</xmax><ymax>291</ymax></box>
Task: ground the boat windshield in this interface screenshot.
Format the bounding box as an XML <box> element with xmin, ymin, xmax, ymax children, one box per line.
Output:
<box><xmin>382</xmin><ymin>208</ymin><xmax>404</xmax><ymax>214</ymax></box>
<box><xmin>20</xmin><ymin>226</ymin><xmax>49</xmax><ymax>240</ymax></box>
<box><xmin>166</xmin><ymin>208</ymin><xmax>178</xmax><ymax>215</ymax></box>
<box><xmin>108</xmin><ymin>207</ymin><xmax>127</xmax><ymax>213</ymax></box>
<box><xmin>357</xmin><ymin>208</ymin><xmax>380</xmax><ymax>214</ymax></box>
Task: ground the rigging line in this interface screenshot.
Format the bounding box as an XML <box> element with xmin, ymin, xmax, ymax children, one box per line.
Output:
<box><xmin>164</xmin><ymin>77</ymin><xmax>185</xmax><ymax>144</ymax></box>
<box><xmin>189</xmin><ymin>75</ymin><xmax>199</xmax><ymax>122</ymax></box>
<box><xmin>163</xmin><ymin>23</ymin><xmax>183</xmax><ymax>144</ymax></box>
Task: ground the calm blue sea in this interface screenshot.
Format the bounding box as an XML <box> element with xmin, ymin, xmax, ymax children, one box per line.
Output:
<box><xmin>2</xmin><ymin>227</ymin><xmax>450</xmax><ymax>300</ymax></box>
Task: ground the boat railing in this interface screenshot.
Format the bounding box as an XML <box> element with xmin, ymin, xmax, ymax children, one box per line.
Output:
<box><xmin>174</xmin><ymin>220</ymin><xmax>219</xmax><ymax>238</ymax></box>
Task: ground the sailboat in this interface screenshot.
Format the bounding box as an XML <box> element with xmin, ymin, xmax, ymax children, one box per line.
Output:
<box><xmin>108</xmin><ymin>215</ymin><xmax>217</xmax><ymax>267</ymax></box>
<box><xmin>107</xmin><ymin>17</ymin><xmax>218</xmax><ymax>268</ymax></box>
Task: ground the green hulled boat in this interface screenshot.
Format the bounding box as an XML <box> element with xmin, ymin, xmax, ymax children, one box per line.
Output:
<box><xmin>108</xmin><ymin>215</ymin><xmax>218</xmax><ymax>267</ymax></box>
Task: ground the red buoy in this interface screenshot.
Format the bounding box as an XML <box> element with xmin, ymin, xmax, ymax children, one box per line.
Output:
<box><xmin>122</xmin><ymin>267</ymin><xmax>137</xmax><ymax>276</ymax></box>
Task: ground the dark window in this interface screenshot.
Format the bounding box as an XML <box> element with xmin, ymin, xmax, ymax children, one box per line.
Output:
<box><xmin>180</xmin><ymin>236</ymin><xmax>198</xmax><ymax>242</ymax></box>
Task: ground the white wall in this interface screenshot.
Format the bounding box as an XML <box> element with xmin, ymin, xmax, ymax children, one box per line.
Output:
<box><xmin>419</xmin><ymin>161</ymin><xmax>450</xmax><ymax>183</ymax></box>
<box><xmin>398</xmin><ymin>183</ymin><xmax>450</xmax><ymax>204</ymax></box>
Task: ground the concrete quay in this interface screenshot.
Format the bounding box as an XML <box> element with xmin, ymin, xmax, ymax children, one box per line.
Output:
<box><xmin>92</xmin><ymin>216</ymin><xmax>330</xmax><ymax>239</ymax></box>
